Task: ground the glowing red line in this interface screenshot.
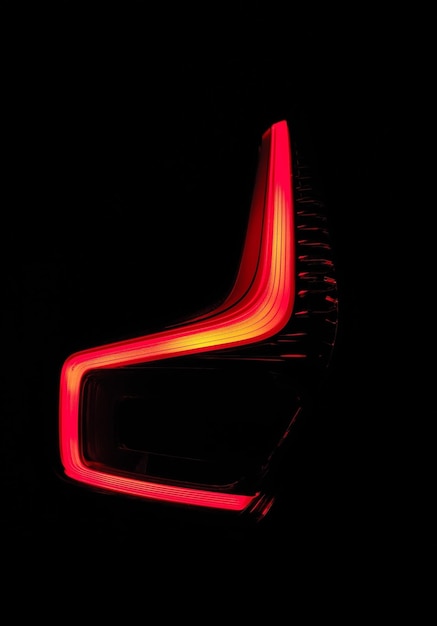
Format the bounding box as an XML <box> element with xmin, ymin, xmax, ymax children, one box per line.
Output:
<box><xmin>59</xmin><ymin>120</ymin><xmax>295</xmax><ymax>512</ymax></box>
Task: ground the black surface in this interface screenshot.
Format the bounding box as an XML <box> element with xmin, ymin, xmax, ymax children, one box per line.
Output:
<box><xmin>3</xmin><ymin>11</ymin><xmax>433</xmax><ymax>595</ymax></box>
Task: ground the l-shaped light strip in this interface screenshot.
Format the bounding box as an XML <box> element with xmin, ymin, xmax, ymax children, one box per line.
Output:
<box><xmin>59</xmin><ymin>120</ymin><xmax>295</xmax><ymax>511</ymax></box>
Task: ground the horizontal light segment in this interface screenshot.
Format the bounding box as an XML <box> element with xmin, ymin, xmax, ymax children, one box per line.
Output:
<box><xmin>59</xmin><ymin>120</ymin><xmax>295</xmax><ymax>511</ymax></box>
<box><xmin>70</xmin><ymin>465</ymin><xmax>256</xmax><ymax>510</ymax></box>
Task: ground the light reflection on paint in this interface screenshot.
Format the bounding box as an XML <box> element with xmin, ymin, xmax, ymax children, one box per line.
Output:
<box><xmin>59</xmin><ymin>120</ymin><xmax>295</xmax><ymax>512</ymax></box>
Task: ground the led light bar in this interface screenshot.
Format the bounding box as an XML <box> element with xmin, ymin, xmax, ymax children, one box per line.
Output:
<box><xmin>59</xmin><ymin>120</ymin><xmax>295</xmax><ymax>512</ymax></box>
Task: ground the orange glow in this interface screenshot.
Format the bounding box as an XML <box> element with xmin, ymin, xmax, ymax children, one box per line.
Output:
<box><xmin>59</xmin><ymin>120</ymin><xmax>295</xmax><ymax>512</ymax></box>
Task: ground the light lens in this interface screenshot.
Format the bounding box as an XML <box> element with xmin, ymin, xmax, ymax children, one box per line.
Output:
<box><xmin>58</xmin><ymin>120</ymin><xmax>313</xmax><ymax>514</ymax></box>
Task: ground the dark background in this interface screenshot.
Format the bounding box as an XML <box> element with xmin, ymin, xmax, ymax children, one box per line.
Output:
<box><xmin>3</xmin><ymin>7</ymin><xmax>433</xmax><ymax>605</ymax></box>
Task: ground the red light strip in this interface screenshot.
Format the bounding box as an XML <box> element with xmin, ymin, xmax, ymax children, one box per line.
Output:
<box><xmin>59</xmin><ymin>120</ymin><xmax>295</xmax><ymax>511</ymax></box>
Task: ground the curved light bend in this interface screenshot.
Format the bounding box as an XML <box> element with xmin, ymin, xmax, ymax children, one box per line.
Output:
<box><xmin>59</xmin><ymin>120</ymin><xmax>295</xmax><ymax>511</ymax></box>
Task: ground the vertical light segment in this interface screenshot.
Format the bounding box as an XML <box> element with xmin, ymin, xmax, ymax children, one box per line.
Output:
<box><xmin>59</xmin><ymin>120</ymin><xmax>295</xmax><ymax>511</ymax></box>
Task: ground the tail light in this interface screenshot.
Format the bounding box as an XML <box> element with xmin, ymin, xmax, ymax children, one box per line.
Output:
<box><xmin>58</xmin><ymin>120</ymin><xmax>338</xmax><ymax>521</ymax></box>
